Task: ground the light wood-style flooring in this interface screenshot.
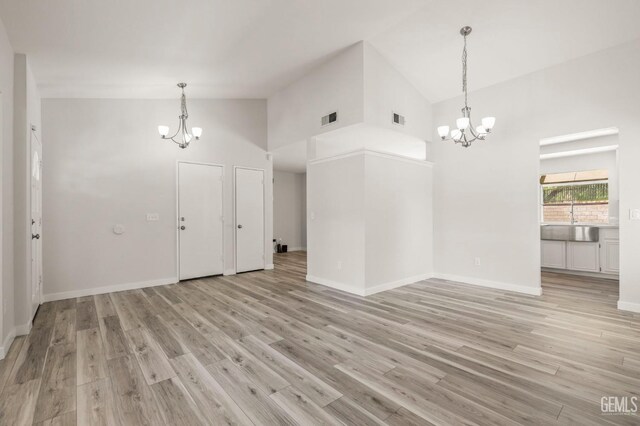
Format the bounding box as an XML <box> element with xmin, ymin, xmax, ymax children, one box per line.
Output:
<box><xmin>0</xmin><ymin>251</ymin><xmax>639</xmax><ymax>425</ymax></box>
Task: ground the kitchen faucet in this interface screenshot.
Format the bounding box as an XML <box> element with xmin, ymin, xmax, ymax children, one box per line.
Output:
<box><xmin>570</xmin><ymin>201</ymin><xmax>577</xmax><ymax>224</ymax></box>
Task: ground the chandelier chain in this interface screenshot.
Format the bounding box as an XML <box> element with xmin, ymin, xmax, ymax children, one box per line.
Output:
<box><xmin>180</xmin><ymin>87</ymin><xmax>189</xmax><ymax>119</ymax></box>
<box><xmin>462</xmin><ymin>33</ymin><xmax>468</xmax><ymax>110</ymax></box>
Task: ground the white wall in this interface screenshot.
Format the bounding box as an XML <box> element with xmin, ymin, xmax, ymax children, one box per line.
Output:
<box><xmin>13</xmin><ymin>54</ymin><xmax>41</xmax><ymax>331</ymax></box>
<box><xmin>268</xmin><ymin>43</ymin><xmax>365</xmax><ymax>150</ymax></box>
<box><xmin>42</xmin><ymin>99</ymin><xmax>272</xmax><ymax>300</ymax></box>
<box><xmin>273</xmin><ymin>170</ymin><xmax>306</xmax><ymax>251</ymax></box>
<box><xmin>432</xmin><ymin>39</ymin><xmax>640</xmax><ymax>303</ymax></box>
<box><xmin>268</xmin><ymin>41</ymin><xmax>432</xmax><ymax>162</ymax></box>
<box><xmin>307</xmin><ymin>153</ymin><xmax>366</xmax><ymax>290</ymax></box>
<box><xmin>0</xmin><ymin>16</ymin><xmax>14</xmax><ymax>354</ymax></box>
<box><xmin>307</xmin><ymin>150</ymin><xmax>433</xmax><ymax>296</ymax></box>
<box><xmin>363</xmin><ymin>43</ymin><xmax>432</xmax><ymax>142</ymax></box>
<box><xmin>364</xmin><ymin>153</ymin><xmax>433</xmax><ymax>289</ymax></box>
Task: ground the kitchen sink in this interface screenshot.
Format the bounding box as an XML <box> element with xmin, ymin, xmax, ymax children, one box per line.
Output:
<box><xmin>540</xmin><ymin>225</ymin><xmax>599</xmax><ymax>242</ymax></box>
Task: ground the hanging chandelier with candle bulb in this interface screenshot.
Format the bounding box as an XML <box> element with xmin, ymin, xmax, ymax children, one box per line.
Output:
<box><xmin>158</xmin><ymin>83</ymin><xmax>202</xmax><ymax>149</ymax></box>
<box><xmin>437</xmin><ymin>27</ymin><xmax>495</xmax><ymax>148</ymax></box>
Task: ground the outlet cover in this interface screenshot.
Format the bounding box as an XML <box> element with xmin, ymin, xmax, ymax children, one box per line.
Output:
<box><xmin>146</xmin><ymin>213</ymin><xmax>160</xmax><ymax>221</ymax></box>
<box><xmin>630</xmin><ymin>209</ymin><xmax>640</xmax><ymax>220</ymax></box>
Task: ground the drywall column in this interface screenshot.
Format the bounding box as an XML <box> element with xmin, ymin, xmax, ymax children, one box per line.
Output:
<box><xmin>307</xmin><ymin>150</ymin><xmax>433</xmax><ymax>296</ymax></box>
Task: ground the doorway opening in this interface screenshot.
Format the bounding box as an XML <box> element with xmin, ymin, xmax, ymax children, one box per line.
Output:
<box><xmin>538</xmin><ymin>129</ymin><xmax>619</xmax><ymax>297</ymax></box>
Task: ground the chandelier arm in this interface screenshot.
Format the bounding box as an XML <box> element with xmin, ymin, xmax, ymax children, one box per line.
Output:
<box><xmin>164</xmin><ymin>118</ymin><xmax>184</xmax><ymax>141</ymax></box>
<box><xmin>467</xmin><ymin>121</ymin><xmax>479</xmax><ymax>138</ymax></box>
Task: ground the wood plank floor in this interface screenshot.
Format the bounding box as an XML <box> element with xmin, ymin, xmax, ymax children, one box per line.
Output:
<box><xmin>1</xmin><ymin>251</ymin><xmax>639</xmax><ymax>425</ymax></box>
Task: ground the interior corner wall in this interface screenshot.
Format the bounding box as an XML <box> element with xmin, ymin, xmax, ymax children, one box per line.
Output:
<box><xmin>307</xmin><ymin>154</ymin><xmax>366</xmax><ymax>291</ymax></box>
<box><xmin>307</xmin><ymin>150</ymin><xmax>433</xmax><ymax>296</ymax></box>
<box><xmin>267</xmin><ymin>42</ymin><xmax>365</xmax><ymax>151</ymax></box>
<box><xmin>42</xmin><ymin>99</ymin><xmax>271</xmax><ymax>300</ymax></box>
<box><xmin>364</xmin><ymin>153</ymin><xmax>433</xmax><ymax>289</ymax></box>
<box><xmin>363</xmin><ymin>42</ymin><xmax>432</xmax><ymax>141</ymax></box>
<box><xmin>432</xmin><ymin>39</ymin><xmax>640</xmax><ymax>300</ymax></box>
<box><xmin>273</xmin><ymin>170</ymin><xmax>306</xmax><ymax>251</ymax></box>
<box><xmin>0</xmin><ymin>17</ymin><xmax>14</xmax><ymax>352</ymax></box>
<box><xmin>13</xmin><ymin>54</ymin><xmax>41</xmax><ymax>334</ymax></box>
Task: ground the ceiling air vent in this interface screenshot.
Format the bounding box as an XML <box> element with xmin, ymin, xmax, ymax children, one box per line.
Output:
<box><xmin>392</xmin><ymin>112</ymin><xmax>405</xmax><ymax>126</ymax></box>
<box><xmin>321</xmin><ymin>111</ymin><xmax>338</xmax><ymax>127</ymax></box>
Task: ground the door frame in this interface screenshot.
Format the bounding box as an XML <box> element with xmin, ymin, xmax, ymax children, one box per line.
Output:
<box><xmin>29</xmin><ymin>126</ymin><xmax>43</xmax><ymax>311</ymax></box>
<box><xmin>176</xmin><ymin>160</ymin><xmax>226</xmax><ymax>281</ymax></box>
<box><xmin>233</xmin><ymin>166</ymin><xmax>266</xmax><ymax>273</ymax></box>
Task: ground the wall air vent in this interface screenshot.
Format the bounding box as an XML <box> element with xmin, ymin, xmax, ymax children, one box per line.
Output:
<box><xmin>321</xmin><ymin>111</ymin><xmax>338</xmax><ymax>127</ymax></box>
<box><xmin>392</xmin><ymin>112</ymin><xmax>405</xmax><ymax>126</ymax></box>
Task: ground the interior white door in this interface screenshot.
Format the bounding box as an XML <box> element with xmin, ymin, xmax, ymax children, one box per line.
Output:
<box><xmin>178</xmin><ymin>163</ymin><xmax>224</xmax><ymax>280</ymax></box>
<box><xmin>30</xmin><ymin>130</ymin><xmax>43</xmax><ymax>316</ymax></box>
<box><xmin>235</xmin><ymin>168</ymin><xmax>265</xmax><ymax>273</ymax></box>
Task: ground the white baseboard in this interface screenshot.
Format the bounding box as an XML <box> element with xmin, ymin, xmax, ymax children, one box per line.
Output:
<box><xmin>432</xmin><ymin>273</ymin><xmax>542</xmax><ymax>296</ymax></box>
<box><xmin>305</xmin><ymin>273</ymin><xmax>432</xmax><ymax>297</ymax></box>
<box><xmin>265</xmin><ymin>264</ymin><xmax>274</xmax><ymax>270</ymax></box>
<box><xmin>15</xmin><ymin>321</ymin><xmax>32</xmax><ymax>336</ymax></box>
<box><xmin>0</xmin><ymin>328</ymin><xmax>16</xmax><ymax>360</ymax></box>
<box><xmin>618</xmin><ymin>300</ymin><xmax>640</xmax><ymax>313</ymax></box>
<box><xmin>43</xmin><ymin>276</ymin><xmax>178</xmax><ymax>302</ymax></box>
<box><xmin>306</xmin><ymin>275</ymin><xmax>367</xmax><ymax>296</ymax></box>
<box><xmin>364</xmin><ymin>273</ymin><xmax>433</xmax><ymax>296</ymax></box>
<box><xmin>284</xmin><ymin>247</ymin><xmax>306</xmax><ymax>252</ymax></box>
<box><xmin>223</xmin><ymin>269</ymin><xmax>236</xmax><ymax>276</ymax></box>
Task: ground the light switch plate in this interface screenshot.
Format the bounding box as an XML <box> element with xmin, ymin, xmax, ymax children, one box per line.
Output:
<box><xmin>630</xmin><ymin>209</ymin><xmax>640</xmax><ymax>220</ymax></box>
<box><xmin>146</xmin><ymin>213</ymin><xmax>160</xmax><ymax>221</ymax></box>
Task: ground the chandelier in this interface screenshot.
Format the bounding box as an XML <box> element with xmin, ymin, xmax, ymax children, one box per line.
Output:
<box><xmin>437</xmin><ymin>27</ymin><xmax>495</xmax><ymax>148</ymax></box>
<box><xmin>158</xmin><ymin>83</ymin><xmax>202</xmax><ymax>149</ymax></box>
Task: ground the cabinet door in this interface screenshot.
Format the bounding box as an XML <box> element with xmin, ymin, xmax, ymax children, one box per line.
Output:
<box><xmin>601</xmin><ymin>239</ymin><xmax>619</xmax><ymax>274</ymax></box>
<box><xmin>541</xmin><ymin>240</ymin><xmax>566</xmax><ymax>269</ymax></box>
<box><xmin>567</xmin><ymin>242</ymin><xmax>599</xmax><ymax>272</ymax></box>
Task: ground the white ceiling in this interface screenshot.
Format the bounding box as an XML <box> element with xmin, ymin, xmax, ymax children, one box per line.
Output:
<box><xmin>0</xmin><ymin>0</ymin><xmax>426</xmax><ymax>98</ymax></box>
<box><xmin>370</xmin><ymin>0</ymin><xmax>640</xmax><ymax>102</ymax></box>
<box><xmin>1</xmin><ymin>0</ymin><xmax>638</xmax><ymax>102</ymax></box>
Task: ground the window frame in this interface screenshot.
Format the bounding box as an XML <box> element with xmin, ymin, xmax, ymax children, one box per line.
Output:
<box><xmin>540</xmin><ymin>179</ymin><xmax>609</xmax><ymax>224</ymax></box>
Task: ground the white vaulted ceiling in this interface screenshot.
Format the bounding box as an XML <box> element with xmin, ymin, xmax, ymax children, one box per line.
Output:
<box><xmin>0</xmin><ymin>0</ymin><xmax>426</xmax><ymax>98</ymax></box>
<box><xmin>369</xmin><ymin>0</ymin><xmax>640</xmax><ymax>102</ymax></box>
<box><xmin>0</xmin><ymin>0</ymin><xmax>638</xmax><ymax>101</ymax></box>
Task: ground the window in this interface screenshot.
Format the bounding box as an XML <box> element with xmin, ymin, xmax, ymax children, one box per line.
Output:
<box><xmin>540</xmin><ymin>169</ymin><xmax>608</xmax><ymax>224</ymax></box>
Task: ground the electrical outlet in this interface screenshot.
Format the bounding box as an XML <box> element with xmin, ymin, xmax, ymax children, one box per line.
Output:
<box><xmin>337</xmin><ymin>260</ymin><xmax>342</xmax><ymax>270</ymax></box>
<box><xmin>146</xmin><ymin>213</ymin><xmax>160</xmax><ymax>221</ymax></box>
<box><xmin>630</xmin><ymin>209</ymin><xmax>640</xmax><ymax>220</ymax></box>
<box><xmin>474</xmin><ymin>257</ymin><xmax>481</xmax><ymax>266</ymax></box>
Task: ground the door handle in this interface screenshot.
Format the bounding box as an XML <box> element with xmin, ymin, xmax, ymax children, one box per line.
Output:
<box><xmin>180</xmin><ymin>226</ymin><xmax>186</xmax><ymax>230</ymax></box>
<box><xmin>237</xmin><ymin>224</ymin><xmax>243</xmax><ymax>229</ymax></box>
<box><xmin>32</xmin><ymin>234</ymin><xmax>40</xmax><ymax>240</ymax></box>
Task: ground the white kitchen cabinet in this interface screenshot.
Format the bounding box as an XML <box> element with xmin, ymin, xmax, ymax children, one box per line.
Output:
<box><xmin>541</xmin><ymin>240</ymin><xmax>566</xmax><ymax>269</ymax></box>
<box><xmin>601</xmin><ymin>239</ymin><xmax>620</xmax><ymax>274</ymax></box>
<box><xmin>566</xmin><ymin>241</ymin><xmax>599</xmax><ymax>272</ymax></box>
